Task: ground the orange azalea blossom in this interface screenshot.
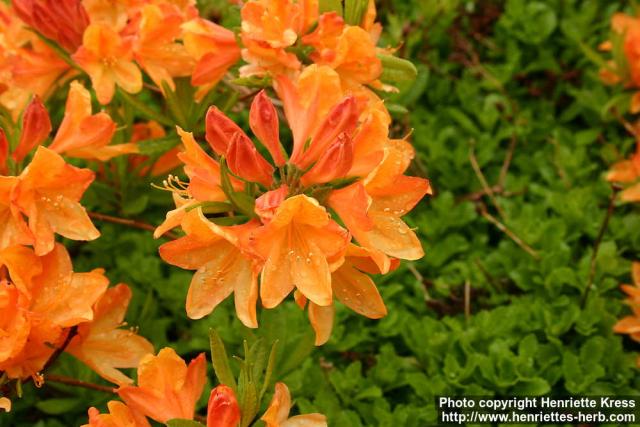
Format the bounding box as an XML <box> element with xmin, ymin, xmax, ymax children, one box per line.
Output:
<box><xmin>48</xmin><ymin>81</ymin><xmax>137</xmax><ymax>161</ymax></box>
<box><xmin>66</xmin><ymin>283</ymin><xmax>154</xmax><ymax>385</ymax></box>
<box><xmin>252</xmin><ymin>194</ymin><xmax>350</xmax><ymax>308</ymax></box>
<box><xmin>301</xmin><ymin>12</ymin><xmax>382</xmax><ymax>87</ymax></box>
<box><xmin>207</xmin><ymin>383</ymin><xmax>326</xmax><ymax>427</ymax></box>
<box><xmin>11</xmin><ymin>39</ymin><xmax>72</xmax><ymax>100</ymax></box>
<box><xmin>117</xmin><ymin>347</ymin><xmax>207</xmax><ymax>423</ymax></box>
<box><xmin>606</xmin><ymin>141</ymin><xmax>640</xmax><ymax>202</ymax></box>
<box><xmin>239</xmin><ymin>0</ymin><xmax>318</xmax><ymax>76</ymax></box>
<box><xmin>73</xmin><ymin>23</ymin><xmax>143</xmax><ymax>104</ymax></box>
<box><xmin>613</xmin><ymin>262</ymin><xmax>640</xmax><ymax>342</ymax></box>
<box><xmin>159</xmin><ymin>208</ymin><xmax>260</xmax><ymax>326</ymax></box>
<box><xmin>13</xmin><ymin>146</ymin><xmax>100</xmax><ymax>256</ymax></box>
<box><xmin>295</xmin><ymin>244</ymin><xmax>394</xmax><ymax>345</ymax></box>
<box><xmin>261</xmin><ymin>382</ymin><xmax>327</xmax><ymax>427</ymax></box>
<box><xmin>82</xmin><ymin>401</ymin><xmax>150</xmax><ymax>427</ymax></box>
<box><xmin>133</xmin><ymin>4</ymin><xmax>195</xmax><ymax>91</ymax></box>
<box><xmin>12</xmin><ymin>0</ymin><xmax>89</xmax><ymax>52</ymax></box>
<box><xmin>0</xmin><ymin>396</ymin><xmax>10</xmax><ymax>412</ymax></box>
<box><xmin>182</xmin><ymin>17</ymin><xmax>241</xmax><ymax>94</ymax></box>
<box><xmin>601</xmin><ymin>13</ymin><xmax>640</xmax><ymax>113</ymax></box>
<box><xmin>156</xmin><ymin>69</ymin><xmax>428</xmax><ymax>343</ymax></box>
<box><xmin>0</xmin><ymin>244</ymin><xmax>108</xmax><ymax>380</ymax></box>
<box><xmin>0</xmin><ymin>176</ymin><xmax>33</xmax><ymax>250</ymax></box>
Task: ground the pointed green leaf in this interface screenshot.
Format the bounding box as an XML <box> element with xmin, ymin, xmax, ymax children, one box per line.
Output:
<box><xmin>209</xmin><ymin>328</ymin><xmax>237</xmax><ymax>391</ymax></box>
<box><xmin>379</xmin><ymin>54</ymin><xmax>418</xmax><ymax>83</ymax></box>
<box><xmin>166</xmin><ymin>420</ymin><xmax>206</xmax><ymax>427</ymax></box>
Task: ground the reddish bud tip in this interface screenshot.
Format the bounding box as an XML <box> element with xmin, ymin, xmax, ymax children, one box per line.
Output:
<box><xmin>207</xmin><ymin>385</ymin><xmax>241</xmax><ymax>427</ymax></box>
<box><xmin>249</xmin><ymin>91</ymin><xmax>285</xmax><ymax>166</ymax></box>
<box><xmin>12</xmin><ymin>96</ymin><xmax>52</xmax><ymax>163</ymax></box>
<box><xmin>226</xmin><ymin>132</ymin><xmax>274</xmax><ymax>186</ymax></box>
<box><xmin>302</xmin><ymin>132</ymin><xmax>354</xmax><ymax>184</ymax></box>
<box><xmin>205</xmin><ymin>106</ymin><xmax>246</xmax><ymax>156</ymax></box>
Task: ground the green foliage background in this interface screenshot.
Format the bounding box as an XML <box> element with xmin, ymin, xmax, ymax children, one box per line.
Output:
<box><xmin>4</xmin><ymin>0</ymin><xmax>640</xmax><ymax>426</ymax></box>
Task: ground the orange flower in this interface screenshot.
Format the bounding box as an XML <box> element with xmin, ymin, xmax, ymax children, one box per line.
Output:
<box><xmin>72</xmin><ymin>24</ymin><xmax>143</xmax><ymax>104</ymax></box>
<box><xmin>13</xmin><ymin>146</ymin><xmax>100</xmax><ymax>256</ymax></box>
<box><xmin>261</xmin><ymin>382</ymin><xmax>327</xmax><ymax>427</ymax></box>
<box><xmin>0</xmin><ymin>176</ymin><xmax>33</xmax><ymax>249</ymax></box>
<box><xmin>239</xmin><ymin>0</ymin><xmax>319</xmax><ymax>76</ymax></box>
<box><xmin>12</xmin><ymin>39</ymin><xmax>72</xmax><ymax>100</ymax></box>
<box><xmin>0</xmin><ymin>244</ymin><xmax>108</xmax><ymax>380</ymax></box>
<box><xmin>13</xmin><ymin>0</ymin><xmax>89</xmax><ymax>52</ymax></box>
<box><xmin>133</xmin><ymin>4</ymin><xmax>195</xmax><ymax>91</ymax></box>
<box><xmin>0</xmin><ymin>397</ymin><xmax>10</xmax><ymax>413</ymax></box>
<box><xmin>67</xmin><ymin>284</ymin><xmax>154</xmax><ymax>385</ymax></box>
<box><xmin>328</xmin><ymin>139</ymin><xmax>431</xmax><ymax>272</ymax></box>
<box><xmin>159</xmin><ymin>208</ymin><xmax>260</xmax><ymax>327</ymax></box>
<box><xmin>606</xmin><ymin>142</ymin><xmax>640</xmax><ymax>202</ymax></box>
<box><xmin>296</xmin><ymin>244</ymin><xmax>390</xmax><ymax>345</ymax></box>
<box><xmin>83</xmin><ymin>401</ymin><xmax>150</xmax><ymax>427</ymax></box>
<box><xmin>614</xmin><ymin>262</ymin><xmax>640</xmax><ymax>342</ymax></box>
<box><xmin>252</xmin><ymin>195</ymin><xmax>349</xmax><ymax>308</ymax></box>
<box><xmin>302</xmin><ymin>12</ymin><xmax>382</xmax><ymax>86</ymax></box>
<box><xmin>118</xmin><ymin>347</ymin><xmax>207</xmax><ymax>423</ymax></box>
<box><xmin>182</xmin><ymin>17</ymin><xmax>241</xmax><ymax>90</ymax></box>
<box><xmin>49</xmin><ymin>81</ymin><xmax>136</xmax><ymax>161</ymax></box>
<box><xmin>206</xmin><ymin>385</ymin><xmax>241</xmax><ymax>427</ymax></box>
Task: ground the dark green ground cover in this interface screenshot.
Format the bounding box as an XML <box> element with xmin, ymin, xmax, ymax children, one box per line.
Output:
<box><xmin>5</xmin><ymin>0</ymin><xmax>640</xmax><ymax>426</ymax></box>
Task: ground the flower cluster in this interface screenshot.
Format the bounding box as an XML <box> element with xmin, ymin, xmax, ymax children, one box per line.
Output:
<box><xmin>157</xmin><ymin>62</ymin><xmax>430</xmax><ymax>345</ymax></box>
<box><xmin>0</xmin><ymin>0</ymin><xmax>424</xmax><ymax>422</ymax></box>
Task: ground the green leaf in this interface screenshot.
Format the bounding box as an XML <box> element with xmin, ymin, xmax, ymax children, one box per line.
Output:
<box><xmin>344</xmin><ymin>0</ymin><xmax>368</xmax><ymax>25</ymax></box>
<box><xmin>319</xmin><ymin>0</ymin><xmax>343</xmax><ymax>15</ymax></box>
<box><xmin>259</xmin><ymin>340</ymin><xmax>279</xmax><ymax>400</ymax></box>
<box><xmin>219</xmin><ymin>158</ymin><xmax>257</xmax><ymax>218</ymax></box>
<box><xmin>166</xmin><ymin>420</ymin><xmax>206</xmax><ymax>427</ymax></box>
<box><xmin>35</xmin><ymin>398</ymin><xmax>80</xmax><ymax>415</ymax></box>
<box><xmin>209</xmin><ymin>328</ymin><xmax>237</xmax><ymax>391</ymax></box>
<box><xmin>137</xmin><ymin>136</ymin><xmax>181</xmax><ymax>155</ymax></box>
<box><xmin>379</xmin><ymin>54</ymin><xmax>418</xmax><ymax>83</ymax></box>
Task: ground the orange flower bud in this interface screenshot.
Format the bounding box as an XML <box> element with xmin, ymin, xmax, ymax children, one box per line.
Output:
<box><xmin>292</xmin><ymin>96</ymin><xmax>358</xmax><ymax>168</ymax></box>
<box><xmin>205</xmin><ymin>106</ymin><xmax>246</xmax><ymax>156</ymax></box>
<box><xmin>13</xmin><ymin>0</ymin><xmax>89</xmax><ymax>52</ymax></box>
<box><xmin>226</xmin><ymin>133</ymin><xmax>274</xmax><ymax>187</ymax></box>
<box><xmin>302</xmin><ymin>132</ymin><xmax>354</xmax><ymax>184</ymax></box>
<box><xmin>250</xmin><ymin>91</ymin><xmax>285</xmax><ymax>166</ymax></box>
<box><xmin>207</xmin><ymin>385</ymin><xmax>241</xmax><ymax>427</ymax></box>
<box><xmin>12</xmin><ymin>96</ymin><xmax>51</xmax><ymax>163</ymax></box>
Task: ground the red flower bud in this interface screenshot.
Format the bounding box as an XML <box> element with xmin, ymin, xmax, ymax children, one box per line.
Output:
<box><xmin>292</xmin><ymin>96</ymin><xmax>358</xmax><ymax>168</ymax></box>
<box><xmin>205</xmin><ymin>106</ymin><xmax>246</xmax><ymax>156</ymax></box>
<box><xmin>250</xmin><ymin>91</ymin><xmax>285</xmax><ymax>166</ymax></box>
<box><xmin>226</xmin><ymin>132</ymin><xmax>274</xmax><ymax>187</ymax></box>
<box><xmin>207</xmin><ymin>385</ymin><xmax>241</xmax><ymax>427</ymax></box>
<box><xmin>12</xmin><ymin>96</ymin><xmax>51</xmax><ymax>163</ymax></box>
<box><xmin>302</xmin><ymin>132</ymin><xmax>354</xmax><ymax>184</ymax></box>
<box><xmin>13</xmin><ymin>0</ymin><xmax>89</xmax><ymax>52</ymax></box>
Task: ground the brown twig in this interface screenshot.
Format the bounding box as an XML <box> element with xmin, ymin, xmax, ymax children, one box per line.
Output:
<box><xmin>88</xmin><ymin>212</ymin><xmax>178</xmax><ymax>240</ymax></box>
<box><xmin>580</xmin><ymin>185</ymin><xmax>621</xmax><ymax>308</ymax></box>
<box><xmin>477</xmin><ymin>202</ymin><xmax>540</xmax><ymax>260</ymax></box>
<box><xmin>45</xmin><ymin>374</ymin><xmax>116</xmax><ymax>394</ymax></box>
<box><xmin>464</xmin><ymin>280</ymin><xmax>471</xmax><ymax>321</ymax></box>
<box><xmin>498</xmin><ymin>135</ymin><xmax>517</xmax><ymax>188</ymax></box>
<box><xmin>42</xmin><ymin>327</ymin><xmax>78</xmax><ymax>373</ymax></box>
<box><xmin>44</xmin><ymin>374</ymin><xmax>208</xmax><ymax>423</ymax></box>
<box><xmin>469</xmin><ymin>143</ymin><xmax>507</xmax><ymax>219</ymax></box>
